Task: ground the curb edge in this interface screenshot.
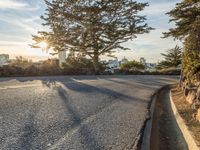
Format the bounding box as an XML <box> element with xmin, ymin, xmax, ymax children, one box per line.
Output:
<box><xmin>169</xmin><ymin>90</ymin><xmax>199</xmax><ymax>150</ymax></box>
<box><xmin>141</xmin><ymin>88</ymin><xmax>159</xmax><ymax>150</ymax></box>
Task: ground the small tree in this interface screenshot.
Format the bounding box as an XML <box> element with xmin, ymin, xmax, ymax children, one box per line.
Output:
<box><xmin>32</xmin><ymin>0</ymin><xmax>152</xmax><ymax>74</ymax></box>
<box><xmin>157</xmin><ymin>45</ymin><xmax>182</xmax><ymax>69</ymax></box>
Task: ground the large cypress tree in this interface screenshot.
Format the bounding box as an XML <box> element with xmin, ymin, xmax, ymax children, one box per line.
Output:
<box><xmin>32</xmin><ymin>0</ymin><xmax>152</xmax><ymax>74</ymax></box>
<box><xmin>163</xmin><ymin>0</ymin><xmax>200</xmax><ymax>84</ymax></box>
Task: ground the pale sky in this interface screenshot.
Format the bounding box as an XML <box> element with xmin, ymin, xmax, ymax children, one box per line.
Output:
<box><xmin>0</xmin><ymin>0</ymin><xmax>181</xmax><ymax>63</ymax></box>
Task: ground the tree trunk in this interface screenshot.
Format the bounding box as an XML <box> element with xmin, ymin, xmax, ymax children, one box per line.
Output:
<box><xmin>92</xmin><ymin>53</ymin><xmax>100</xmax><ymax>75</ymax></box>
<box><xmin>178</xmin><ymin>69</ymin><xmax>183</xmax><ymax>88</ymax></box>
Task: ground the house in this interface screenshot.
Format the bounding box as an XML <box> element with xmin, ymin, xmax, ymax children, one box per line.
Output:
<box><xmin>105</xmin><ymin>59</ymin><xmax>119</xmax><ymax>73</ymax></box>
<box><xmin>0</xmin><ymin>54</ymin><xmax>9</xmax><ymax>66</ymax></box>
<box><xmin>58</xmin><ymin>50</ymin><xmax>67</xmax><ymax>66</ymax></box>
<box><xmin>107</xmin><ymin>59</ymin><xmax>120</xmax><ymax>69</ymax></box>
<box><xmin>145</xmin><ymin>63</ymin><xmax>157</xmax><ymax>71</ymax></box>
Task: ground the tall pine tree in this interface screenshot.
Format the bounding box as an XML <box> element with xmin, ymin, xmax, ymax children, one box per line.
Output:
<box><xmin>32</xmin><ymin>0</ymin><xmax>152</xmax><ymax>74</ymax></box>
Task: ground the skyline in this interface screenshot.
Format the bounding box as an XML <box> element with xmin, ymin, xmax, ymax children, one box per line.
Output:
<box><xmin>0</xmin><ymin>0</ymin><xmax>181</xmax><ymax>62</ymax></box>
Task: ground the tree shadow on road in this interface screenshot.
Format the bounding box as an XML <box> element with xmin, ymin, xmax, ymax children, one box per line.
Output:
<box><xmin>59</xmin><ymin>80</ymin><xmax>148</xmax><ymax>104</ymax></box>
<box><xmin>54</xmin><ymin>86</ymin><xmax>103</xmax><ymax>149</ymax></box>
<box><xmin>6</xmin><ymin>114</ymin><xmax>39</xmax><ymax>150</ymax></box>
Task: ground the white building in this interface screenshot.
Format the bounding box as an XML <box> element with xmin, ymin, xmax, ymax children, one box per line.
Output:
<box><xmin>58</xmin><ymin>50</ymin><xmax>66</xmax><ymax>66</ymax></box>
<box><xmin>145</xmin><ymin>63</ymin><xmax>157</xmax><ymax>71</ymax></box>
<box><xmin>106</xmin><ymin>59</ymin><xmax>120</xmax><ymax>73</ymax></box>
<box><xmin>0</xmin><ymin>54</ymin><xmax>9</xmax><ymax>66</ymax></box>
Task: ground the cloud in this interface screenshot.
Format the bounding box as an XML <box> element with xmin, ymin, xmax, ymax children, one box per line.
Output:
<box><xmin>0</xmin><ymin>40</ymin><xmax>28</xmax><ymax>46</ymax></box>
<box><xmin>107</xmin><ymin>28</ymin><xmax>182</xmax><ymax>63</ymax></box>
<box><xmin>0</xmin><ymin>13</ymin><xmax>42</xmax><ymax>33</ymax></box>
<box><xmin>0</xmin><ymin>0</ymin><xmax>39</xmax><ymax>11</ymax></box>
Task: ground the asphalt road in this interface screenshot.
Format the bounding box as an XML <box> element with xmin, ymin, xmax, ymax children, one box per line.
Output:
<box><xmin>0</xmin><ymin>75</ymin><xmax>178</xmax><ymax>150</ymax></box>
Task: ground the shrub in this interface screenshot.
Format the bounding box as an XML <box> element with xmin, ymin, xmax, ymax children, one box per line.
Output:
<box><xmin>120</xmin><ymin>60</ymin><xmax>145</xmax><ymax>71</ymax></box>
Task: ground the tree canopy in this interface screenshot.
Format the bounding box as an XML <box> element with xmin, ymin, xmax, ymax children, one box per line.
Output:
<box><xmin>157</xmin><ymin>45</ymin><xmax>182</xmax><ymax>69</ymax></box>
<box><xmin>32</xmin><ymin>0</ymin><xmax>152</xmax><ymax>73</ymax></box>
<box><xmin>163</xmin><ymin>0</ymin><xmax>200</xmax><ymax>84</ymax></box>
<box><xmin>163</xmin><ymin>0</ymin><xmax>200</xmax><ymax>39</ymax></box>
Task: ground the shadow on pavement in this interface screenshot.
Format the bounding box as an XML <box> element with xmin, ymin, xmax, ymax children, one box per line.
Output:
<box><xmin>55</xmin><ymin>85</ymin><xmax>102</xmax><ymax>149</ymax></box>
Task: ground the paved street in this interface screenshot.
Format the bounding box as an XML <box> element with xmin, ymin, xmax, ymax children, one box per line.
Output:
<box><xmin>0</xmin><ymin>75</ymin><xmax>178</xmax><ymax>150</ymax></box>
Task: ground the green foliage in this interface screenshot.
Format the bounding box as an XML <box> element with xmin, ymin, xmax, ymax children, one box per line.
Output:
<box><xmin>163</xmin><ymin>0</ymin><xmax>200</xmax><ymax>83</ymax></box>
<box><xmin>157</xmin><ymin>45</ymin><xmax>182</xmax><ymax>69</ymax></box>
<box><xmin>182</xmin><ymin>50</ymin><xmax>200</xmax><ymax>82</ymax></box>
<box><xmin>184</xmin><ymin>17</ymin><xmax>200</xmax><ymax>52</ymax></box>
<box><xmin>32</xmin><ymin>0</ymin><xmax>152</xmax><ymax>73</ymax></box>
<box><xmin>182</xmin><ymin>17</ymin><xmax>200</xmax><ymax>83</ymax></box>
<box><xmin>0</xmin><ymin>56</ymin><xmax>107</xmax><ymax>77</ymax></box>
<box><xmin>120</xmin><ymin>60</ymin><xmax>145</xmax><ymax>71</ymax></box>
<box><xmin>62</xmin><ymin>55</ymin><xmax>106</xmax><ymax>75</ymax></box>
<box><xmin>163</xmin><ymin>0</ymin><xmax>200</xmax><ymax>39</ymax></box>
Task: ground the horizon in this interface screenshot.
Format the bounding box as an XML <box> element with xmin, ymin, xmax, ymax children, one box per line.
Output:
<box><xmin>0</xmin><ymin>0</ymin><xmax>181</xmax><ymax>63</ymax></box>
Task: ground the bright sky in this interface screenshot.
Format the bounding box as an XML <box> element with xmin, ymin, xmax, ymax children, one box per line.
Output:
<box><xmin>0</xmin><ymin>0</ymin><xmax>181</xmax><ymax>62</ymax></box>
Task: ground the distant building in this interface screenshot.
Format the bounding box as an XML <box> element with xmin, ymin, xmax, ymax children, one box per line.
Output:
<box><xmin>104</xmin><ymin>59</ymin><xmax>120</xmax><ymax>73</ymax></box>
<box><xmin>140</xmin><ymin>57</ymin><xmax>156</xmax><ymax>71</ymax></box>
<box><xmin>58</xmin><ymin>50</ymin><xmax>66</xmax><ymax>66</ymax></box>
<box><xmin>145</xmin><ymin>63</ymin><xmax>157</xmax><ymax>71</ymax></box>
<box><xmin>0</xmin><ymin>54</ymin><xmax>9</xmax><ymax>66</ymax></box>
<box><xmin>107</xmin><ymin>59</ymin><xmax>120</xmax><ymax>69</ymax></box>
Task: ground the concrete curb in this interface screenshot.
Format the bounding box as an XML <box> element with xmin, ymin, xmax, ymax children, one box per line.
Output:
<box><xmin>169</xmin><ymin>90</ymin><xmax>199</xmax><ymax>150</ymax></box>
<box><xmin>141</xmin><ymin>89</ymin><xmax>160</xmax><ymax>150</ymax></box>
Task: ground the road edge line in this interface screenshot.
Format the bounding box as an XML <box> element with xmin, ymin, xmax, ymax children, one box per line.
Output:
<box><xmin>169</xmin><ymin>90</ymin><xmax>199</xmax><ymax>150</ymax></box>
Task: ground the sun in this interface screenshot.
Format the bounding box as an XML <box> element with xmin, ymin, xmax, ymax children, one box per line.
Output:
<box><xmin>39</xmin><ymin>41</ymin><xmax>48</xmax><ymax>51</ymax></box>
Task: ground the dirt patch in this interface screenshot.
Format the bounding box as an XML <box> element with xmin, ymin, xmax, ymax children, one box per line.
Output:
<box><xmin>171</xmin><ymin>87</ymin><xmax>200</xmax><ymax>147</ymax></box>
<box><xmin>151</xmin><ymin>87</ymin><xmax>188</xmax><ymax>150</ymax></box>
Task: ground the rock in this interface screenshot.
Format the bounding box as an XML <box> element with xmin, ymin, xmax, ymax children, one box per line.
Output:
<box><xmin>186</xmin><ymin>90</ymin><xmax>196</xmax><ymax>104</ymax></box>
<box><xmin>184</xmin><ymin>87</ymin><xmax>189</xmax><ymax>96</ymax></box>
<box><xmin>196</xmin><ymin>108</ymin><xmax>200</xmax><ymax>122</ymax></box>
<box><xmin>197</xmin><ymin>86</ymin><xmax>200</xmax><ymax>100</ymax></box>
<box><xmin>182</xmin><ymin>81</ymin><xmax>187</xmax><ymax>91</ymax></box>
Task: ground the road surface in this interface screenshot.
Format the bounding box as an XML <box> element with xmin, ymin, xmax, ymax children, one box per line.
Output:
<box><xmin>0</xmin><ymin>75</ymin><xmax>178</xmax><ymax>150</ymax></box>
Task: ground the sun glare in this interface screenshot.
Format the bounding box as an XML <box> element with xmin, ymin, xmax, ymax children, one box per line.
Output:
<box><xmin>39</xmin><ymin>41</ymin><xmax>48</xmax><ymax>51</ymax></box>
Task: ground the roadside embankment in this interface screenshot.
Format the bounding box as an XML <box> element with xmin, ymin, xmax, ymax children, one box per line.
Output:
<box><xmin>171</xmin><ymin>87</ymin><xmax>200</xmax><ymax>149</ymax></box>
